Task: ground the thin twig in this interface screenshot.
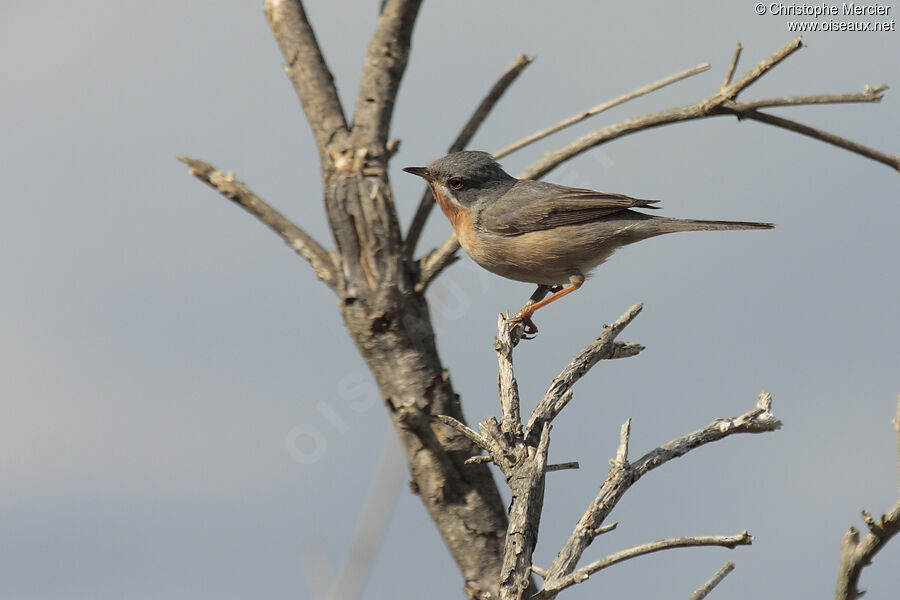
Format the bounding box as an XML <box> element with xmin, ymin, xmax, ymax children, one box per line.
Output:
<box><xmin>493</xmin><ymin>62</ymin><xmax>711</xmax><ymax>159</ymax></box>
<box><xmin>726</xmin><ymin>109</ymin><xmax>900</xmax><ymax>172</ymax></box>
<box><xmin>405</xmin><ymin>54</ymin><xmax>535</xmax><ymax>260</ymax></box>
<box><xmin>525</xmin><ymin>303</ymin><xmax>644</xmax><ymax>443</ymax></box>
<box><xmin>727</xmin><ymin>86</ymin><xmax>886</xmax><ymax>110</ymax></box>
<box><xmin>615</xmin><ymin>419</ymin><xmax>632</xmax><ymax>466</ymax></box>
<box><xmin>415</xmin><ymin>233</ymin><xmax>461</xmax><ymax>292</ymax></box>
<box><xmin>546</xmin><ymin>462</ymin><xmax>579</xmax><ymax>472</ymax></box>
<box><xmin>435</xmin><ymin>414</ymin><xmax>491</xmax><ymax>450</ymax></box>
<box><xmin>536</xmin><ymin>533</ymin><xmax>752</xmax><ymax>598</ymax></box>
<box><xmin>690</xmin><ymin>562</ymin><xmax>736</xmax><ymax>600</ymax></box>
<box><xmin>177</xmin><ymin>155</ymin><xmax>340</xmax><ymax>289</ymax></box>
<box><xmin>721</xmin><ymin>42</ymin><xmax>743</xmax><ymax>89</ymax></box>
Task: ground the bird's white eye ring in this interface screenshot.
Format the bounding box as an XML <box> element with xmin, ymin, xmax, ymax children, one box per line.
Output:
<box><xmin>448</xmin><ymin>177</ymin><xmax>465</xmax><ymax>191</ymax></box>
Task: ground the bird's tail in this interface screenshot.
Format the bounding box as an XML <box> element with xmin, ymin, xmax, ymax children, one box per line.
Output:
<box><xmin>659</xmin><ymin>218</ymin><xmax>774</xmax><ymax>233</ymax></box>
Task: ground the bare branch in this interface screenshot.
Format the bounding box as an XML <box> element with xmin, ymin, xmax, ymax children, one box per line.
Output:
<box><xmin>351</xmin><ymin>0</ymin><xmax>422</xmax><ymax>149</ymax></box>
<box><xmin>526</xmin><ymin>303</ymin><xmax>644</xmax><ymax>443</ymax></box>
<box><xmin>726</xmin><ymin>86</ymin><xmax>886</xmax><ymax>110</ymax></box>
<box><xmin>520</xmin><ymin>37</ymin><xmax>897</xmax><ymax>180</ymax></box>
<box><xmin>835</xmin><ymin>396</ymin><xmax>900</xmax><ymax>600</ymax></box>
<box><xmin>690</xmin><ymin>561</ymin><xmax>736</xmax><ymax>600</ymax></box>
<box><xmin>723</xmin><ymin>109</ymin><xmax>900</xmax><ymax>172</ymax></box>
<box><xmin>615</xmin><ymin>419</ymin><xmax>632</xmax><ymax>466</ymax></box>
<box><xmin>542</xmin><ymin>392</ymin><xmax>781</xmax><ymax>586</ymax></box>
<box><xmin>434</xmin><ymin>414</ymin><xmax>491</xmax><ymax>451</ymax></box>
<box><xmin>263</xmin><ymin>0</ymin><xmax>348</xmax><ymax>162</ymax></box>
<box><xmin>545</xmin><ymin>462</ymin><xmax>579</xmax><ymax>473</ymax></box>
<box><xmin>495</xmin><ymin>313</ymin><xmax>523</xmax><ymax>437</ymax></box>
<box><xmin>493</xmin><ymin>62</ymin><xmax>711</xmax><ymax>159</ymax></box>
<box><xmin>405</xmin><ymin>54</ymin><xmax>536</xmax><ymax>260</ymax></box>
<box><xmin>713</xmin><ymin>37</ymin><xmax>803</xmax><ymax>105</ymax></box>
<box><xmin>415</xmin><ymin>233</ymin><xmax>461</xmax><ymax>292</ymax></box>
<box><xmin>177</xmin><ymin>155</ymin><xmax>339</xmax><ymax>289</ymax></box>
<box><xmin>536</xmin><ymin>533</ymin><xmax>752</xmax><ymax>598</ymax></box>
<box><xmin>721</xmin><ymin>42</ymin><xmax>743</xmax><ymax>90</ymax></box>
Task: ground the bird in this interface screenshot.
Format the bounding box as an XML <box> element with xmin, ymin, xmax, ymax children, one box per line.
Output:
<box><xmin>403</xmin><ymin>151</ymin><xmax>772</xmax><ymax>336</ymax></box>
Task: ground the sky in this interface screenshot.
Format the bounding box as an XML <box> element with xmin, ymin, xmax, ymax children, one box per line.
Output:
<box><xmin>2</xmin><ymin>1</ymin><xmax>899</xmax><ymax>599</ymax></box>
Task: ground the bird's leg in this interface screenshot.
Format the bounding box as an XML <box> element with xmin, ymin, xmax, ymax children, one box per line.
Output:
<box><xmin>511</xmin><ymin>275</ymin><xmax>585</xmax><ymax>336</ymax></box>
<box><xmin>514</xmin><ymin>285</ymin><xmax>553</xmax><ymax>338</ymax></box>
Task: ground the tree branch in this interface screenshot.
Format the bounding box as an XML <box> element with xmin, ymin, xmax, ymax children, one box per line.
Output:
<box><xmin>525</xmin><ymin>303</ymin><xmax>644</xmax><ymax>443</ymax></box>
<box><xmin>351</xmin><ymin>0</ymin><xmax>422</xmax><ymax>150</ymax></box>
<box><xmin>690</xmin><ymin>561</ymin><xmax>736</xmax><ymax>600</ymax></box>
<box><xmin>263</xmin><ymin>0</ymin><xmax>348</xmax><ymax>165</ymax></box>
<box><xmin>535</xmin><ymin>533</ymin><xmax>751</xmax><ymax>598</ymax></box>
<box><xmin>405</xmin><ymin>54</ymin><xmax>536</xmax><ymax>261</ymax></box>
<box><xmin>495</xmin><ymin>313</ymin><xmax>523</xmax><ymax>437</ymax></box>
<box><xmin>493</xmin><ymin>62</ymin><xmax>711</xmax><ymax>159</ymax></box>
<box><xmin>834</xmin><ymin>397</ymin><xmax>900</xmax><ymax>600</ymax></box>
<box><xmin>177</xmin><ymin>154</ymin><xmax>340</xmax><ymax>290</ymax></box>
<box><xmin>520</xmin><ymin>37</ymin><xmax>896</xmax><ymax>180</ymax></box>
<box><xmin>542</xmin><ymin>392</ymin><xmax>781</xmax><ymax>589</ymax></box>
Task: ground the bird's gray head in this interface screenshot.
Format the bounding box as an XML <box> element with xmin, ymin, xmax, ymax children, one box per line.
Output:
<box><xmin>402</xmin><ymin>151</ymin><xmax>516</xmax><ymax>207</ymax></box>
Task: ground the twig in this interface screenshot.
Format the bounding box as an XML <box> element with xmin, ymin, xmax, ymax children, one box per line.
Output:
<box><xmin>493</xmin><ymin>62</ymin><xmax>711</xmax><ymax>159</ymax></box>
<box><xmin>726</xmin><ymin>87</ymin><xmax>886</xmax><ymax>110</ymax></box>
<box><xmin>690</xmin><ymin>561</ymin><xmax>736</xmax><ymax>600</ymax></box>
<box><xmin>435</xmin><ymin>414</ymin><xmax>491</xmax><ymax>451</ymax></box>
<box><xmin>263</xmin><ymin>0</ymin><xmax>348</xmax><ymax>163</ymax></box>
<box><xmin>721</xmin><ymin>42</ymin><xmax>743</xmax><ymax>89</ymax></box>
<box><xmin>542</xmin><ymin>392</ymin><xmax>781</xmax><ymax>587</ymax></box>
<box><xmin>177</xmin><ymin>155</ymin><xmax>340</xmax><ymax>290</ymax></box>
<box><xmin>535</xmin><ymin>533</ymin><xmax>751</xmax><ymax>598</ymax></box>
<box><xmin>545</xmin><ymin>462</ymin><xmax>579</xmax><ymax>473</ymax></box>
<box><xmin>834</xmin><ymin>396</ymin><xmax>900</xmax><ymax>600</ymax></box>
<box><xmin>615</xmin><ymin>419</ymin><xmax>631</xmax><ymax>466</ymax></box>
<box><xmin>725</xmin><ymin>109</ymin><xmax>900</xmax><ymax>172</ymax></box>
<box><xmin>405</xmin><ymin>54</ymin><xmax>535</xmax><ymax>260</ymax></box>
<box><xmin>415</xmin><ymin>233</ymin><xmax>461</xmax><ymax>292</ymax></box>
<box><xmin>525</xmin><ymin>303</ymin><xmax>644</xmax><ymax>443</ymax></box>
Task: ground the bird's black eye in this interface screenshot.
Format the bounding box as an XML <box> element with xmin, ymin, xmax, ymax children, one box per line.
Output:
<box><xmin>448</xmin><ymin>177</ymin><xmax>465</xmax><ymax>191</ymax></box>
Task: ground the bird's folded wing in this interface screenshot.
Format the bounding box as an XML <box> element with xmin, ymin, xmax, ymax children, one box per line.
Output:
<box><xmin>479</xmin><ymin>182</ymin><xmax>660</xmax><ymax>235</ymax></box>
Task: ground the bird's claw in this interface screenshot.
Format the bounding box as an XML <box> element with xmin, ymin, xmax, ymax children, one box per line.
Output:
<box><xmin>509</xmin><ymin>312</ymin><xmax>539</xmax><ymax>339</ymax></box>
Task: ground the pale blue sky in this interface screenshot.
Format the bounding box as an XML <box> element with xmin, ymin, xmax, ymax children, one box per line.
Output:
<box><xmin>2</xmin><ymin>1</ymin><xmax>899</xmax><ymax>598</ymax></box>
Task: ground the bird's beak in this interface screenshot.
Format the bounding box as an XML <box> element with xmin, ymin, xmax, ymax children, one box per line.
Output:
<box><xmin>402</xmin><ymin>166</ymin><xmax>434</xmax><ymax>181</ymax></box>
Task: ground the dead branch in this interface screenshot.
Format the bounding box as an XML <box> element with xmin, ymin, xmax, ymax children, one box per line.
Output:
<box><xmin>535</xmin><ymin>533</ymin><xmax>751</xmax><ymax>598</ymax></box>
<box><xmin>690</xmin><ymin>562</ymin><xmax>736</xmax><ymax>600</ymax></box>
<box><xmin>176</xmin><ymin>154</ymin><xmax>339</xmax><ymax>289</ymax></box>
<box><xmin>834</xmin><ymin>397</ymin><xmax>900</xmax><ymax>600</ymax></box>
<box><xmin>263</xmin><ymin>0</ymin><xmax>348</xmax><ymax>164</ymax></box>
<box><xmin>540</xmin><ymin>393</ymin><xmax>781</xmax><ymax>591</ymax></box>
<box><xmin>493</xmin><ymin>62</ymin><xmax>711</xmax><ymax>159</ymax></box>
<box><xmin>525</xmin><ymin>303</ymin><xmax>644</xmax><ymax>444</ymax></box>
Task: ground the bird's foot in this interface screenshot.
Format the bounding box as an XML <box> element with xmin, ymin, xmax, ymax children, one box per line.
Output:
<box><xmin>509</xmin><ymin>311</ymin><xmax>539</xmax><ymax>339</ymax></box>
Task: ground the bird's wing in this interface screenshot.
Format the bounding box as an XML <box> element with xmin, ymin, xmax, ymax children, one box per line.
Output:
<box><xmin>478</xmin><ymin>180</ymin><xmax>660</xmax><ymax>235</ymax></box>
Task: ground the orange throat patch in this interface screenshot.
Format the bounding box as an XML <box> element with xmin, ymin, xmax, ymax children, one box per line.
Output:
<box><xmin>431</xmin><ymin>185</ymin><xmax>475</xmax><ymax>249</ymax></box>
